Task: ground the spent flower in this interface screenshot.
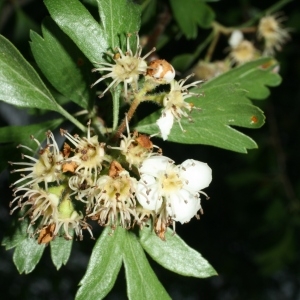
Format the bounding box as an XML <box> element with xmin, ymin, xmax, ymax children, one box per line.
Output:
<box><xmin>60</xmin><ymin>121</ymin><xmax>108</xmax><ymax>180</ymax></box>
<box><xmin>108</xmin><ymin>116</ymin><xmax>161</xmax><ymax>168</ymax></box>
<box><xmin>156</xmin><ymin>74</ymin><xmax>203</xmax><ymax>140</ymax></box>
<box><xmin>258</xmin><ymin>14</ymin><xmax>290</xmax><ymax>55</ymax></box>
<box><xmin>228</xmin><ymin>31</ymin><xmax>259</xmax><ymax>65</ymax></box>
<box><xmin>9</xmin><ymin>131</ymin><xmax>64</xmax><ymax>190</ymax></box>
<box><xmin>91</xmin><ymin>33</ymin><xmax>156</xmax><ymax>98</ymax></box>
<box><xmin>88</xmin><ymin>161</ymin><xmax>138</xmax><ymax>229</ymax></box>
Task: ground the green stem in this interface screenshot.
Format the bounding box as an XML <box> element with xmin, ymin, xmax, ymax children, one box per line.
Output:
<box><xmin>204</xmin><ymin>28</ymin><xmax>220</xmax><ymax>62</ymax></box>
<box><xmin>57</xmin><ymin>106</ymin><xmax>86</xmax><ymax>132</ymax></box>
<box><xmin>112</xmin><ymin>86</ymin><xmax>121</xmax><ymax>131</ymax></box>
<box><xmin>241</xmin><ymin>0</ymin><xmax>293</xmax><ymax>27</ymax></box>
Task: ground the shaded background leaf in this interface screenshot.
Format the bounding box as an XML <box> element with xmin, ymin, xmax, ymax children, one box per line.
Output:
<box><xmin>0</xmin><ymin>119</ymin><xmax>63</xmax><ymax>173</ymax></box>
<box><xmin>170</xmin><ymin>0</ymin><xmax>215</xmax><ymax>39</ymax></box>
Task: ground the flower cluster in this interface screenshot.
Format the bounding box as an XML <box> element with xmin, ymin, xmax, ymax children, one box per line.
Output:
<box><xmin>193</xmin><ymin>14</ymin><xmax>290</xmax><ymax>81</ymax></box>
<box><xmin>91</xmin><ymin>33</ymin><xmax>203</xmax><ymax>141</ymax></box>
<box><xmin>9</xmin><ymin>124</ymin><xmax>212</xmax><ymax>242</ymax></box>
<box><xmin>9</xmin><ymin>33</ymin><xmax>213</xmax><ymax>243</ymax></box>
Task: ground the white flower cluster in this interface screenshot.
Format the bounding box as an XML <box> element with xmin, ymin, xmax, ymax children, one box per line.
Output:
<box><xmin>9</xmin><ymin>33</ymin><xmax>211</xmax><ymax>243</ymax></box>
<box><xmin>9</xmin><ymin>124</ymin><xmax>212</xmax><ymax>242</ymax></box>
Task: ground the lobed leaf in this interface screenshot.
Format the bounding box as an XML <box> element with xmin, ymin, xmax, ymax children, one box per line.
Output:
<box><xmin>139</xmin><ymin>225</ymin><xmax>217</xmax><ymax>278</ymax></box>
<box><xmin>50</xmin><ymin>237</ymin><xmax>73</xmax><ymax>270</ymax></box>
<box><xmin>76</xmin><ymin>227</ymin><xmax>124</xmax><ymax>300</ymax></box>
<box><xmin>203</xmin><ymin>57</ymin><xmax>282</xmax><ymax>99</ymax></box>
<box><xmin>30</xmin><ymin>17</ymin><xmax>94</xmax><ymax>110</ymax></box>
<box><xmin>13</xmin><ymin>236</ymin><xmax>45</xmax><ymax>274</ymax></box>
<box><xmin>0</xmin><ymin>35</ymin><xmax>61</xmax><ymax>111</ymax></box>
<box><xmin>170</xmin><ymin>0</ymin><xmax>215</xmax><ymax>39</ymax></box>
<box><xmin>123</xmin><ymin>231</ymin><xmax>171</xmax><ymax>300</ymax></box>
<box><xmin>136</xmin><ymin>58</ymin><xmax>281</xmax><ymax>153</ymax></box>
<box><xmin>44</xmin><ymin>0</ymin><xmax>108</xmax><ymax>64</ymax></box>
<box><xmin>96</xmin><ymin>0</ymin><xmax>141</xmax><ymax>49</ymax></box>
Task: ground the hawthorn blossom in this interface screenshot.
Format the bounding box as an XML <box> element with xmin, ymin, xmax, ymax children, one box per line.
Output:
<box><xmin>258</xmin><ymin>14</ymin><xmax>290</xmax><ymax>55</ymax></box>
<box><xmin>91</xmin><ymin>33</ymin><xmax>156</xmax><ymax>98</ymax></box>
<box><xmin>9</xmin><ymin>131</ymin><xmax>64</xmax><ymax>190</ymax></box>
<box><xmin>228</xmin><ymin>30</ymin><xmax>259</xmax><ymax>65</ymax></box>
<box><xmin>60</xmin><ymin>121</ymin><xmax>108</xmax><ymax>180</ymax></box>
<box><xmin>88</xmin><ymin>161</ymin><xmax>138</xmax><ymax>229</ymax></box>
<box><xmin>136</xmin><ymin>156</ymin><xmax>212</xmax><ymax>238</ymax></box>
<box><xmin>108</xmin><ymin>116</ymin><xmax>161</xmax><ymax>168</ymax></box>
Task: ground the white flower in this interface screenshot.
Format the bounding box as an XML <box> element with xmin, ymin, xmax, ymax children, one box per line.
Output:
<box><xmin>156</xmin><ymin>75</ymin><xmax>203</xmax><ymax>140</ymax></box>
<box><xmin>136</xmin><ymin>156</ymin><xmax>212</xmax><ymax>225</ymax></box>
<box><xmin>91</xmin><ymin>33</ymin><xmax>156</xmax><ymax>98</ymax></box>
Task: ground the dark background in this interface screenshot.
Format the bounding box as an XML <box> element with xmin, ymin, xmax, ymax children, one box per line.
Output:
<box><xmin>1</xmin><ymin>0</ymin><xmax>300</xmax><ymax>299</ymax></box>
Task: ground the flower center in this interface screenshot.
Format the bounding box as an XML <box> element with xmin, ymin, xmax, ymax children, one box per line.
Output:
<box><xmin>159</xmin><ymin>170</ymin><xmax>183</xmax><ymax>195</ymax></box>
<box><xmin>104</xmin><ymin>176</ymin><xmax>132</xmax><ymax>203</ymax></box>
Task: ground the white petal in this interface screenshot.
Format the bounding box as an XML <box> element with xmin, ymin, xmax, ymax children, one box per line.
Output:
<box><xmin>156</xmin><ymin>109</ymin><xmax>174</xmax><ymax>140</ymax></box>
<box><xmin>167</xmin><ymin>189</ymin><xmax>201</xmax><ymax>224</ymax></box>
<box><xmin>136</xmin><ymin>174</ymin><xmax>162</xmax><ymax>211</ymax></box>
<box><xmin>229</xmin><ymin>30</ymin><xmax>243</xmax><ymax>48</ymax></box>
<box><xmin>139</xmin><ymin>155</ymin><xmax>173</xmax><ymax>176</ymax></box>
<box><xmin>180</xmin><ymin>159</ymin><xmax>212</xmax><ymax>191</ymax></box>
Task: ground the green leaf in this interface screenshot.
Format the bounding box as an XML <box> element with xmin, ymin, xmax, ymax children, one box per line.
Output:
<box><xmin>136</xmin><ymin>84</ymin><xmax>263</xmax><ymax>152</ymax></box>
<box><xmin>44</xmin><ymin>0</ymin><xmax>108</xmax><ymax>64</ymax></box>
<box><xmin>170</xmin><ymin>0</ymin><xmax>215</xmax><ymax>39</ymax></box>
<box><xmin>30</xmin><ymin>17</ymin><xmax>94</xmax><ymax>110</ymax></box>
<box><xmin>76</xmin><ymin>227</ymin><xmax>123</xmax><ymax>300</ymax></box>
<box><xmin>0</xmin><ymin>119</ymin><xmax>63</xmax><ymax>172</ymax></box>
<box><xmin>139</xmin><ymin>225</ymin><xmax>217</xmax><ymax>278</ymax></box>
<box><xmin>96</xmin><ymin>0</ymin><xmax>141</xmax><ymax>49</ymax></box>
<box><xmin>123</xmin><ymin>231</ymin><xmax>171</xmax><ymax>300</ymax></box>
<box><xmin>50</xmin><ymin>237</ymin><xmax>73</xmax><ymax>270</ymax></box>
<box><xmin>203</xmin><ymin>57</ymin><xmax>282</xmax><ymax>100</ymax></box>
<box><xmin>0</xmin><ymin>34</ymin><xmax>61</xmax><ymax>111</ymax></box>
<box><xmin>13</xmin><ymin>236</ymin><xmax>45</xmax><ymax>274</ymax></box>
<box><xmin>0</xmin><ymin>35</ymin><xmax>84</xmax><ymax>130</ymax></box>
<box><xmin>13</xmin><ymin>7</ymin><xmax>40</xmax><ymax>43</ymax></box>
<box><xmin>136</xmin><ymin>58</ymin><xmax>282</xmax><ymax>153</ymax></box>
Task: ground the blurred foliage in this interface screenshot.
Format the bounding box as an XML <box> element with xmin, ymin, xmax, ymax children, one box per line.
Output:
<box><xmin>0</xmin><ymin>0</ymin><xmax>300</xmax><ymax>299</ymax></box>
